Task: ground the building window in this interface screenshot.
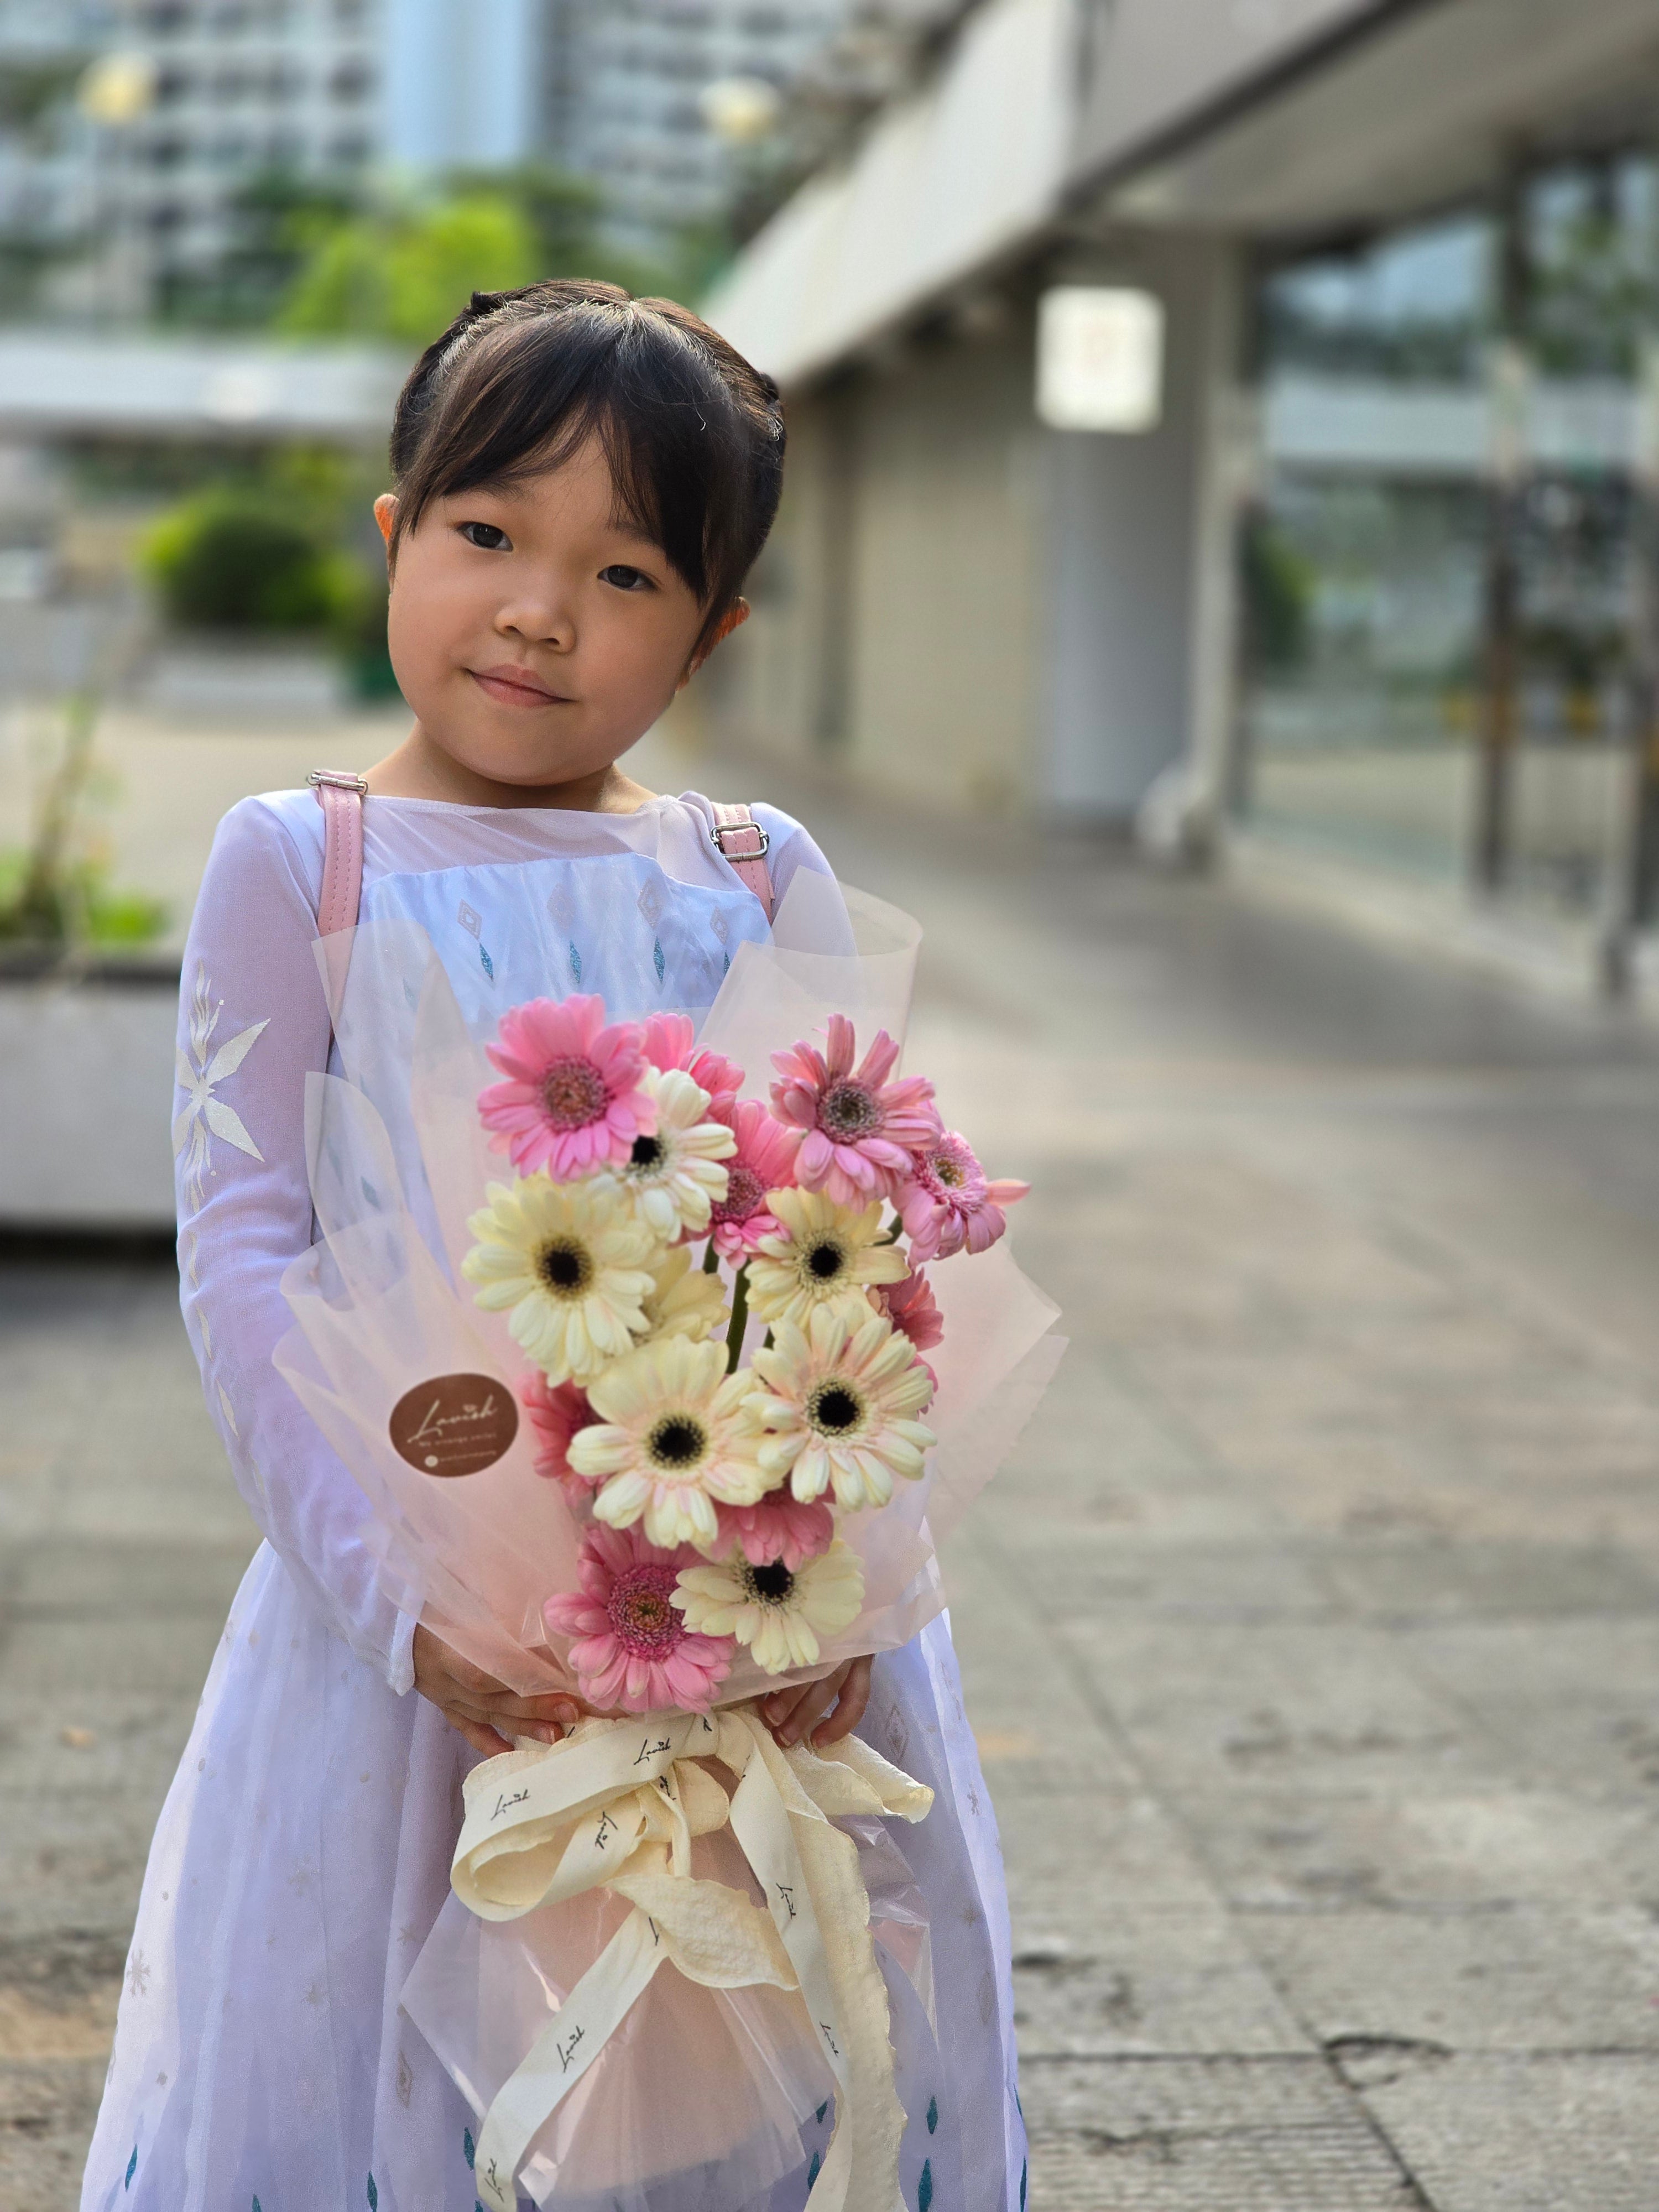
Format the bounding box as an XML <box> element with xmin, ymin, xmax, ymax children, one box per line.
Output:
<box><xmin>330</xmin><ymin>61</ymin><xmax>373</xmax><ymax>102</ymax></box>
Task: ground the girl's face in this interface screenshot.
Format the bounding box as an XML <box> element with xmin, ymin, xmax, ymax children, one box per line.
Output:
<box><xmin>377</xmin><ymin>435</ymin><xmax>714</xmax><ymax>794</ymax></box>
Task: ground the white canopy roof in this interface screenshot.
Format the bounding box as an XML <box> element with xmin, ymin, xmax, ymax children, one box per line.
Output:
<box><xmin>0</xmin><ymin>331</ymin><xmax>407</xmax><ymax>442</ymax></box>
<box><xmin>702</xmin><ymin>0</ymin><xmax>1075</xmax><ymax>390</ymax></box>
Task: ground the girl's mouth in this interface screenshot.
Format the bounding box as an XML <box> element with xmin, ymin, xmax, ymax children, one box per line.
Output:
<box><xmin>470</xmin><ymin>665</ymin><xmax>573</xmax><ymax>709</ymax></box>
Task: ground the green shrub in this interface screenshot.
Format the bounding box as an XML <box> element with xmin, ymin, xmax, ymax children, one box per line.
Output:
<box><xmin>142</xmin><ymin>493</ymin><xmax>357</xmax><ymax>632</ymax></box>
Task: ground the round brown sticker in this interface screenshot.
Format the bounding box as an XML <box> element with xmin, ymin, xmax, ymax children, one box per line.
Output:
<box><xmin>389</xmin><ymin>1374</ymin><xmax>519</xmax><ymax>1477</ymax></box>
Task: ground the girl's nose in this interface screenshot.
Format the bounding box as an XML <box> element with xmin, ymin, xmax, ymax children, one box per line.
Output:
<box><xmin>495</xmin><ymin>581</ymin><xmax>575</xmax><ymax>651</ymax></box>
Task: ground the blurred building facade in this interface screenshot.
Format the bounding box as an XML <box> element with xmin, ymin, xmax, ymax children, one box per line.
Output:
<box><xmin>704</xmin><ymin>0</ymin><xmax>1659</xmax><ymax>980</ymax></box>
<box><xmin>544</xmin><ymin>0</ymin><xmax>853</xmax><ymax>255</ymax></box>
<box><xmin>0</xmin><ymin>0</ymin><xmax>542</xmax><ymax>317</ymax></box>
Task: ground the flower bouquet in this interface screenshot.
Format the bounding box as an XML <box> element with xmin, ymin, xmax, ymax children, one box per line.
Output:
<box><xmin>275</xmin><ymin>872</ymin><xmax>1061</xmax><ymax>2212</ymax></box>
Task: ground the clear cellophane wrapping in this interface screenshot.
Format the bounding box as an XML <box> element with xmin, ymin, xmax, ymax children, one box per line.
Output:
<box><xmin>273</xmin><ymin>867</ymin><xmax>1062</xmax><ymax>2204</ymax></box>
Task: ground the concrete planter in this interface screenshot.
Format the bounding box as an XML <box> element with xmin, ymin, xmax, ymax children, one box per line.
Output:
<box><xmin>0</xmin><ymin>959</ymin><xmax>179</xmax><ymax>1232</ymax></box>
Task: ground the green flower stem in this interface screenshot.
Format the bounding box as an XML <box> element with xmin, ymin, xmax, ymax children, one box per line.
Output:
<box><xmin>702</xmin><ymin>1236</ymin><xmax>720</xmax><ymax>1273</ymax></box>
<box><xmin>725</xmin><ymin>1261</ymin><xmax>750</xmax><ymax>1373</ymax></box>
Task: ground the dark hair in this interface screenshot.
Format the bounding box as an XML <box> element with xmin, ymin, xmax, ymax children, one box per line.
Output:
<box><xmin>387</xmin><ymin>279</ymin><xmax>785</xmax><ymax>653</ymax></box>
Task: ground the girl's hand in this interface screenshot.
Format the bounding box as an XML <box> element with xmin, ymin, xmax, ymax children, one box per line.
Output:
<box><xmin>760</xmin><ymin>1656</ymin><xmax>873</xmax><ymax>1751</ymax></box>
<box><xmin>413</xmin><ymin>1625</ymin><xmax>582</xmax><ymax>1759</ymax></box>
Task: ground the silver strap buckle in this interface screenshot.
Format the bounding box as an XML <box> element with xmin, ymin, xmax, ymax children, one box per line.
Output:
<box><xmin>712</xmin><ymin>818</ymin><xmax>769</xmax><ymax>861</ymax></box>
<box><xmin>307</xmin><ymin>769</ymin><xmax>368</xmax><ymax>794</ymax></box>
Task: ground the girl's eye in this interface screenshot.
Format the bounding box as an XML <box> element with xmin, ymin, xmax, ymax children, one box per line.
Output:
<box><xmin>599</xmin><ymin>564</ymin><xmax>653</xmax><ymax>592</ymax></box>
<box><xmin>458</xmin><ymin>521</ymin><xmax>510</xmax><ymax>551</ymax></box>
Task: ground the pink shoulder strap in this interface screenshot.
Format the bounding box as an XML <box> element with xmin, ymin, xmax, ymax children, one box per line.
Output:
<box><xmin>309</xmin><ymin>769</ymin><xmax>366</xmax><ymax>936</ymax></box>
<box><xmin>710</xmin><ymin>801</ymin><xmax>775</xmax><ymax>922</ymax></box>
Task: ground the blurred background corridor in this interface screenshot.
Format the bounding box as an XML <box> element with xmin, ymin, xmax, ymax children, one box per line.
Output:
<box><xmin>2</xmin><ymin>3</ymin><xmax>1659</xmax><ymax>2208</ymax></box>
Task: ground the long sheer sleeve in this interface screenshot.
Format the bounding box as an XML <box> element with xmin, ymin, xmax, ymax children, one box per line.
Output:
<box><xmin>173</xmin><ymin>797</ymin><xmax>416</xmax><ymax>1693</ymax></box>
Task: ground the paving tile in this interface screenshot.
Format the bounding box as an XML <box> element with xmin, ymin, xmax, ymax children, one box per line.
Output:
<box><xmin>1175</xmin><ymin>1786</ymin><xmax>1659</xmax><ymax>1913</ymax></box>
<box><xmin>1060</xmin><ymin>1618</ymin><xmax>1516</xmax><ymax>1798</ymax></box>
<box><xmin>1243</xmin><ymin>1903</ymin><xmax>1659</xmax><ymax>2053</ymax></box>
<box><xmin>1021</xmin><ymin>2057</ymin><xmax>1420</xmax><ymax>2210</ymax></box>
<box><xmin>1014</xmin><ymin>1907</ymin><xmax>1313</xmax><ymax>2058</ymax></box>
<box><xmin>1351</xmin><ymin>2052</ymin><xmax>1659</xmax><ymax>2212</ymax></box>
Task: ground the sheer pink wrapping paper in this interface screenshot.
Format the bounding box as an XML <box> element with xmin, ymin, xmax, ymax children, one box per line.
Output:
<box><xmin>270</xmin><ymin>868</ymin><xmax>1060</xmax><ymax>2206</ymax></box>
<box><xmin>274</xmin><ymin>869</ymin><xmax>1063</xmax><ymax>1703</ymax></box>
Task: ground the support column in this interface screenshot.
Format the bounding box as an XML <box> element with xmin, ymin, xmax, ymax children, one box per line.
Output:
<box><xmin>1474</xmin><ymin>163</ymin><xmax>1529</xmax><ymax>893</ymax></box>
<box><xmin>1600</xmin><ymin>336</ymin><xmax>1659</xmax><ymax>994</ymax></box>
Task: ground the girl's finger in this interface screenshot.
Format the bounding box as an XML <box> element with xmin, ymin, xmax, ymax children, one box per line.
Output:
<box><xmin>487</xmin><ymin>1693</ymin><xmax>581</xmax><ymax>1729</ymax></box>
<box><xmin>775</xmin><ymin>1674</ymin><xmax>843</xmax><ymax>1747</ymax></box>
<box><xmin>761</xmin><ymin>1684</ymin><xmax>809</xmax><ymax>1730</ymax></box>
<box><xmin>814</xmin><ymin>1660</ymin><xmax>873</xmax><ymax>1749</ymax></box>
<box><xmin>447</xmin><ymin>1710</ymin><xmax>514</xmax><ymax>1759</ymax></box>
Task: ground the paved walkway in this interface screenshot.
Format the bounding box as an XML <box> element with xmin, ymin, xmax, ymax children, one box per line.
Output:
<box><xmin>5</xmin><ymin>722</ymin><xmax>1659</xmax><ymax>2209</ymax></box>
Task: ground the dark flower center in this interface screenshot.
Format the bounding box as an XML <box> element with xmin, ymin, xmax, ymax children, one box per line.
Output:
<box><xmin>932</xmin><ymin>1152</ymin><xmax>966</xmax><ymax>1188</ymax></box>
<box><xmin>537</xmin><ymin>1237</ymin><xmax>594</xmax><ymax>1297</ymax></box>
<box><xmin>712</xmin><ymin>1164</ymin><xmax>766</xmax><ymax>1223</ymax></box>
<box><xmin>540</xmin><ymin>1055</ymin><xmax>609</xmax><ymax>1131</ymax></box>
<box><xmin>806</xmin><ymin>1239</ymin><xmax>846</xmax><ymax>1281</ymax></box>
<box><xmin>746</xmin><ymin>1559</ymin><xmax>796</xmax><ymax>1604</ymax></box>
<box><xmin>630</xmin><ymin>1134</ymin><xmax>665</xmax><ymax>1170</ymax></box>
<box><xmin>648</xmin><ymin>1415</ymin><xmax>707</xmax><ymax>1469</ymax></box>
<box><xmin>608</xmin><ymin>1564</ymin><xmax>684</xmax><ymax>1654</ymax></box>
<box><xmin>818</xmin><ymin>1080</ymin><xmax>880</xmax><ymax>1141</ymax></box>
<box><xmin>809</xmin><ymin>1383</ymin><xmax>862</xmax><ymax>1436</ymax></box>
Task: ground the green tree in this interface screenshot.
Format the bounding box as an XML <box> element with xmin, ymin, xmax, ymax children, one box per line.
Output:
<box><xmin>278</xmin><ymin>192</ymin><xmax>539</xmax><ymax>345</ymax></box>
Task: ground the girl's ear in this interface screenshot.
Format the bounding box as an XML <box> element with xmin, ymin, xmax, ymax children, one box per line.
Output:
<box><xmin>679</xmin><ymin>599</ymin><xmax>749</xmax><ymax>689</ymax></box>
<box><xmin>373</xmin><ymin>493</ymin><xmax>398</xmax><ymax>559</ymax></box>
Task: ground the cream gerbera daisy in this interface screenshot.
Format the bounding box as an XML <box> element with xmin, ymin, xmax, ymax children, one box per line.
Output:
<box><xmin>751</xmin><ymin>1306</ymin><xmax>936</xmax><ymax>1512</ymax></box>
<box><xmin>462</xmin><ymin>1176</ymin><xmax>660</xmax><ymax>1384</ymax></box>
<box><xmin>672</xmin><ymin>1538</ymin><xmax>865</xmax><ymax>1674</ymax></box>
<box><xmin>639</xmin><ymin>1243</ymin><xmax>729</xmax><ymax>1344</ymax></box>
<box><xmin>572</xmin><ymin>1334</ymin><xmax>769</xmax><ymax>1549</ymax></box>
<box><xmin>598</xmin><ymin>1067</ymin><xmax>735</xmax><ymax>1240</ymax></box>
<box><xmin>745</xmin><ymin>1187</ymin><xmax>909</xmax><ymax>1331</ymax></box>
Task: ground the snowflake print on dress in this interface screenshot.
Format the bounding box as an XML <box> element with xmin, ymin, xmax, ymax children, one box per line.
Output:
<box><xmin>173</xmin><ymin>962</ymin><xmax>268</xmax><ymax>1211</ymax></box>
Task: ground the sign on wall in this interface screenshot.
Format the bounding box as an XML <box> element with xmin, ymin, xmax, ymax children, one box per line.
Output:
<box><xmin>1036</xmin><ymin>286</ymin><xmax>1165</xmax><ymax>432</ymax></box>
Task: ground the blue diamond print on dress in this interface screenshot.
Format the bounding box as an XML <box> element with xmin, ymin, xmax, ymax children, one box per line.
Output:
<box><xmin>124</xmin><ymin>2146</ymin><xmax>137</xmax><ymax>2189</ymax></box>
<box><xmin>917</xmin><ymin>2157</ymin><xmax>933</xmax><ymax>2212</ymax></box>
<box><xmin>568</xmin><ymin>941</ymin><xmax>582</xmax><ymax>986</ymax></box>
<box><xmin>464</xmin><ymin>2127</ymin><xmax>475</xmax><ymax>2169</ymax></box>
<box><xmin>653</xmin><ymin>936</ymin><xmax>665</xmax><ymax>984</ymax></box>
<box><xmin>367</xmin><ymin>2175</ymin><xmax>378</xmax><ymax>2210</ymax></box>
<box><xmin>253</xmin><ymin>2199</ymin><xmax>262</xmax><ymax>2212</ymax></box>
<box><xmin>815</xmin><ymin>2103</ymin><xmax>828</xmax><ymax>2125</ymax></box>
<box><xmin>722</xmin><ymin>950</ymin><xmax>731</xmax><ymax>973</ymax></box>
<box><xmin>926</xmin><ymin>2095</ymin><xmax>937</xmax><ymax>2134</ymax></box>
<box><xmin>807</xmin><ymin>2149</ymin><xmax>821</xmax><ymax>2188</ymax></box>
<box><xmin>479</xmin><ymin>943</ymin><xmax>494</xmax><ymax>981</ymax></box>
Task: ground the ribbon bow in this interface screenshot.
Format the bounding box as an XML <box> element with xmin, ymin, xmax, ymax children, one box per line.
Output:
<box><xmin>449</xmin><ymin>1701</ymin><xmax>933</xmax><ymax>2212</ymax></box>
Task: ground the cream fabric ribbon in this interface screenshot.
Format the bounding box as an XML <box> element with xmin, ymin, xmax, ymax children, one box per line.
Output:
<box><xmin>449</xmin><ymin>1702</ymin><xmax>933</xmax><ymax>2212</ymax></box>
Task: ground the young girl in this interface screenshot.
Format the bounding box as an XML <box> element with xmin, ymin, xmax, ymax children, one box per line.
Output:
<box><xmin>84</xmin><ymin>280</ymin><xmax>1025</xmax><ymax>2212</ymax></box>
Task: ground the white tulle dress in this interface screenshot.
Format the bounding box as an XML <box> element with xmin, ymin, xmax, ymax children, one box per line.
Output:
<box><xmin>80</xmin><ymin>787</ymin><xmax>1027</xmax><ymax>2212</ymax></box>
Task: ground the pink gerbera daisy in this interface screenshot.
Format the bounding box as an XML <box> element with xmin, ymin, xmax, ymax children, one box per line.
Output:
<box><xmin>542</xmin><ymin>1523</ymin><xmax>734</xmax><ymax>1713</ymax></box>
<box><xmin>707</xmin><ymin>1099</ymin><xmax>801</xmax><ymax>1259</ymax></box>
<box><xmin>519</xmin><ymin>1373</ymin><xmax>599</xmax><ymax>1501</ymax></box>
<box><xmin>478</xmin><ymin>995</ymin><xmax>654</xmax><ymax>1180</ymax></box>
<box><xmin>708</xmin><ymin>1488</ymin><xmax>836</xmax><ymax>1571</ymax></box>
<box><xmin>640</xmin><ymin>1013</ymin><xmax>743</xmax><ymax>1119</ymax></box>
<box><xmin>898</xmin><ymin>1131</ymin><xmax>1029</xmax><ymax>1262</ymax></box>
<box><xmin>871</xmin><ymin>1266</ymin><xmax>945</xmax><ymax>1354</ymax></box>
<box><xmin>770</xmin><ymin>1015</ymin><xmax>941</xmax><ymax>1207</ymax></box>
